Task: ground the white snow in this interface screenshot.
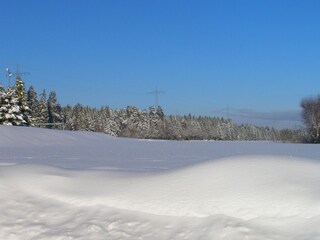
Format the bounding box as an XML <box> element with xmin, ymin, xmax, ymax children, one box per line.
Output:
<box><xmin>1</xmin><ymin>125</ymin><xmax>320</xmax><ymax>239</ymax></box>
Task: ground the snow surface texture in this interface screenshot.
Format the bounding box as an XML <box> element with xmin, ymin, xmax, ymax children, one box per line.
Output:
<box><xmin>1</xmin><ymin>125</ymin><xmax>320</xmax><ymax>239</ymax></box>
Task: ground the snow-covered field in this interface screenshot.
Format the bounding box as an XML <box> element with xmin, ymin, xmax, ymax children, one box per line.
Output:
<box><xmin>1</xmin><ymin>126</ymin><xmax>320</xmax><ymax>239</ymax></box>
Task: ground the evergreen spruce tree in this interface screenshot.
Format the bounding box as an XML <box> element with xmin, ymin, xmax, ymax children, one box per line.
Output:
<box><xmin>102</xmin><ymin>108</ymin><xmax>120</xmax><ymax>136</ymax></box>
<box><xmin>61</xmin><ymin>104</ymin><xmax>74</xmax><ymax>130</ymax></box>
<box><xmin>27</xmin><ymin>85</ymin><xmax>39</xmax><ymax>122</ymax></box>
<box><xmin>0</xmin><ymin>86</ymin><xmax>26</xmax><ymax>126</ymax></box>
<box><xmin>47</xmin><ymin>91</ymin><xmax>62</xmax><ymax>126</ymax></box>
<box><xmin>148</xmin><ymin>106</ymin><xmax>163</xmax><ymax>138</ymax></box>
<box><xmin>38</xmin><ymin>90</ymin><xmax>48</xmax><ymax>124</ymax></box>
<box><xmin>14</xmin><ymin>77</ymin><xmax>32</xmax><ymax>126</ymax></box>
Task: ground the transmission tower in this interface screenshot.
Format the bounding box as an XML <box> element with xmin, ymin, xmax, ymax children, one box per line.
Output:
<box><xmin>15</xmin><ymin>64</ymin><xmax>30</xmax><ymax>79</ymax></box>
<box><xmin>147</xmin><ymin>86</ymin><xmax>165</xmax><ymax>109</ymax></box>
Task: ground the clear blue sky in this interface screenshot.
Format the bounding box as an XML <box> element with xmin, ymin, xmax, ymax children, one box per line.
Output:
<box><xmin>1</xmin><ymin>0</ymin><xmax>320</xmax><ymax>128</ymax></box>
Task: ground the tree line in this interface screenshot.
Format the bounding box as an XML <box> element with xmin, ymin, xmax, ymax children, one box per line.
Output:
<box><xmin>0</xmin><ymin>76</ymin><xmax>308</xmax><ymax>142</ymax></box>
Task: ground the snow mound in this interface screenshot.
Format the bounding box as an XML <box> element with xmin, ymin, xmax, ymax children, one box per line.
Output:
<box><xmin>1</xmin><ymin>126</ymin><xmax>320</xmax><ymax>239</ymax></box>
<box><xmin>2</xmin><ymin>156</ymin><xmax>320</xmax><ymax>221</ymax></box>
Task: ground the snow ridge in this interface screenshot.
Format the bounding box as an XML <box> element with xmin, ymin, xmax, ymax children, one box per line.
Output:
<box><xmin>1</xmin><ymin>126</ymin><xmax>320</xmax><ymax>239</ymax></box>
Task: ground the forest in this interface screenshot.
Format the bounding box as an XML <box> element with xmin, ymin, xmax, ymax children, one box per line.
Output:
<box><xmin>0</xmin><ymin>77</ymin><xmax>307</xmax><ymax>142</ymax></box>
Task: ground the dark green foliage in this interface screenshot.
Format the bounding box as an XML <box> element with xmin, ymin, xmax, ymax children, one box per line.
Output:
<box><xmin>27</xmin><ymin>85</ymin><xmax>39</xmax><ymax>123</ymax></box>
<box><xmin>38</xmin><ymin>90</ymin><xmax>48</xmax><ymax>123</ymax></box>
<box><xmin>14</xmin><ymin>77</ymin><xmax>32</xmax><ymax>126</ymax></box>
<box><xmin>47</xmin><ymin>91</ymin><xmax>62</xmax><ymax>125</ymax></box>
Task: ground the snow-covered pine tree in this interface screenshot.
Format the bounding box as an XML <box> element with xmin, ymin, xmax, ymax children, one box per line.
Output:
<box><xmin>27</xmin><ymin>85</ymin><xmax>39</xmax><ymax>123</ymax></box>
<box><xmin>14</xmin><ymin>77</ymin><xmax>32</xmax><ymax>126</ymax></box>
<box><xmin>148</xmin><ymin>106</ymin><xmax>164</xmax><ymax>138</ymax></box>
<box><xmin>122</xmin><ymin>106</ymin><xmax>140</xmax><ymax>137</ymax></box>
<box><xmin>136</xmin><ymin>109</ymin><xmax>149</xmax><ymax>138</ymax></box>
<box><xmin>38</xmin><ymin>89</ymin><xmax>48</xmax><ymax>124</ymax></box>
<box><xmin>102</xmin><ymin>107</ymin><xmax>120</xmax><ymax>136</ymax></box>
<box><xmin>47</xmin><ymin>91</ymin><xmax>63</xmax><ymax>127</ymax></box>
<box><xmin>0</xmin><ymin>86</ymin><xmax>26</xmax><ymax>126</ymax></box>
<box><xmin>61</xmin><ymin>104</ymin><xmax>75</xmax><ymax>130</ymax></box>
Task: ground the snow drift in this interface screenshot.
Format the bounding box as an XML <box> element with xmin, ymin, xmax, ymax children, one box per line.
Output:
<box><xmin>1</xmin><ymin>125</ymin><xmax>320</xmax><ymax>239</ymax></box>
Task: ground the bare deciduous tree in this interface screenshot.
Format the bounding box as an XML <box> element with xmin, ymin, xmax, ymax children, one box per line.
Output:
<box><xmin>301</xmin><ymin>96</ymin><xmax>320</xmax><ymax>143</ymax></box>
